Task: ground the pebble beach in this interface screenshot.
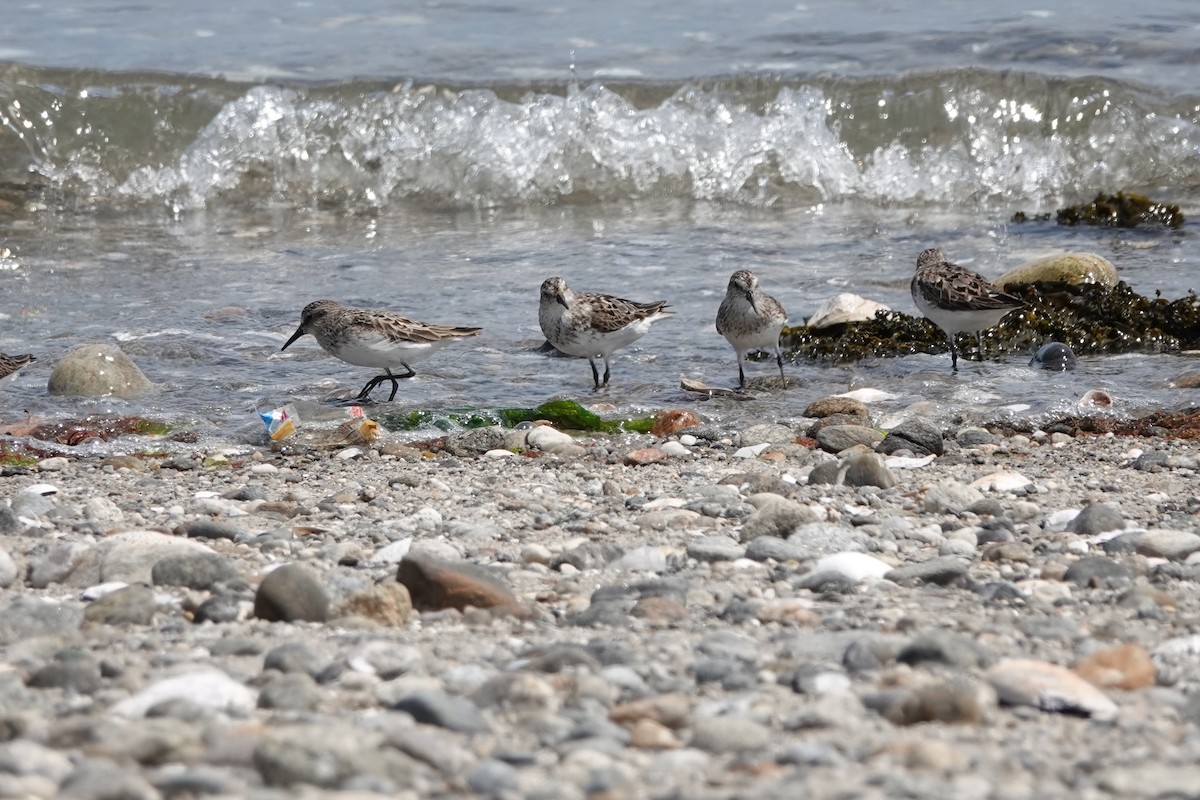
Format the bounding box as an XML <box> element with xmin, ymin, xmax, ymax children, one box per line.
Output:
<box><xmin>3</xmin><ymin>402</ymin><xmax>1200</xmax><ymax>799</ymax></box>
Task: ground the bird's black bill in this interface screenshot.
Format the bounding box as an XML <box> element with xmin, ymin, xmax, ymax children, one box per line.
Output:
<box><xmin>281</xmin><ymin>326</ymin><xmax>307</xmax><ymax>351</ymax></box>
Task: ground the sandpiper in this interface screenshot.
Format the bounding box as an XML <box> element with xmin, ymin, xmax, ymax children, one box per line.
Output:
<box><xmin>538</xmin><ymin>276</ymin><xmax>673</xmax><ymax>389</ymax></box>
<box><xmin>715</xmin><ymin>269</ymin><xmax>787</xmax><ymax>388</ymax></box>
<box><xmin>911</xmin><ymin>248</ymin><xmax>1024</xmax><ymax>369</ymax></box>
<box><xmin>281</xmin><ymin>299</ymin><xmax>482</xmax><ymax>401</ymax></box>
<box><xmin>0</xmin><ymin>353</ymin><xmax>35</xmax><ymax>390</ymax></box>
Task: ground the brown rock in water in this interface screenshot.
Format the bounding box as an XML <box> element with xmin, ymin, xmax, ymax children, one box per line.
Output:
<box><xmin>398</xmin><ymin>554</ymin><xmax>518</xmax><ymax>612</ymax></box>
<box><xmin>804</xmin><ymin>396</ymin><xmax>869</xmax><ymax>419</ymax></box>
<box><xmin>253</xmin><ymin>563</ymin><xmax>330</xmax><ymax>622</ymax></box>
<box><xmin>1074</xmin><ymin>643</ymin><xmax>1156</xmax><ymax>690</ymax></box>
<box><xmin>650</xmin><ymin>409</ymin><xmax>701</xmax><ymax>437</ymax></box>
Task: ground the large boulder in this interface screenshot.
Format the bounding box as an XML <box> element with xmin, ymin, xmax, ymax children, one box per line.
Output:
<box><xmin>48</xmin><ymin>344</ymin><xmax>152</xmax><ymax>397</ymax></box>
<box><xmin>995</xmin><ymin>253</ymin><xmax>1118</xmax><ymax>290</ymax></box>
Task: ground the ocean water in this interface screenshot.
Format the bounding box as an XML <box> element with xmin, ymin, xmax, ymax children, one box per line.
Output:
<box><xmin>1</xmin><ymin>0</ymin><xmax>1198</xmax><ymax>446</ymax></box>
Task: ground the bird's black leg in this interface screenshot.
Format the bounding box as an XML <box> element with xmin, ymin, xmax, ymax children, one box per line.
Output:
<box><xmin>737</xmin><ymin>360</ymin><xmax>746</xmax><ymax>389</ymax></box>
<box><xmin>356</xmin><ymin>375</ymin><xmax>387</xmax><ymax>401</ymax></box>
<box><xmin>975</xmin><ymin>331</ymin><xmax>985</xmax><ymax>362</ymax></box>
<box><xmin>949</xmin><ymin>335</ymin><xmax>959</xmax><ymax>371</ymax></box>
<box><xmin>588</xmin><ymin>358</ymin><xmax>601</xmax><ymax>389</ymax></box>
<box><xmin>385</xmin><ymin>365</ymin><xmax>418</xmax><ymax>402</ymax></box>
<box><xmin>601</xmin><ymin>357</ymin><xmax>611</xmax><ymax>387</ymax></box>
<box><xmin>775</xmin><ymin>347</ymin><xmax>786</xmax><ymax>389</ymax></box>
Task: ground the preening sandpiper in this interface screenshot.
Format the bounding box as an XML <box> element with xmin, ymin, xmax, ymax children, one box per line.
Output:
<box><xmin>281</xmin><ymin>299</ymin><xmax>482</xmax><ymax>401</ymax></box>
<box><xmin>911</xmin><ymin>248</ymin><xmax>1024</xmax><ymax>370</ymax></box>
<box><xmin>715</xmin><ymin>269</ymin><xmax>787</xmax><ymax>388</ymax></box>
<box><xmin>538</xmin><ymin>276</ymin><xmax>673</xmax><ymax>389</ymax></box>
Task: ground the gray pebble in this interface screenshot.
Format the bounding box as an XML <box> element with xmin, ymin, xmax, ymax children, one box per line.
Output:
<box><xmin>258</xmin><ymin>672</ymin><xmax>323</xmax><ymax>711</ymax></box>
<box><xmin>689</xmin><ymin>715</ymin><xmax>772</xmax><ymax>753</ymax></box>
<box><xmin>1067</xmin><ymin>503</ymin><xmax>1127</xmax><ymax>535</ymax></box>
<box><xmin>151</xmin><ymin>552</ymin><xmax>239</xmax><ymax>590</ymax></box>
<box><xmin>744</xmin><ymin>536</ymin><xmax>806</xmax><ymax>562</ymax></box>
<box><xmin>389</xmin><ymin>689</ymin><xmax>491</xmax><ymax>733</ymax></box>
<box><xmin>253</xmin><ymin>562</ymin><xmax>330</xmax><ymax>622</ymax></box>
<box><xmin>686</xmin><ymin>535</ymin><xmax>744</xmax><ymax>563</ymax></box>
<box><xmin>815</xmin><ymin>424</ymin><xmax>884</xmax><ymax>453</ymax></box>
<box><xmin>1063</xmin><ymin>556</ymin><xmax>1133</xmax><ymax>587</ymax></box>
<box><xmin>175</xmin><ymin>519</ymin><xmax>244</xmax><ymax>541</ymax></box>
<box><xmin>897</xmin><ymin>631</ymin><xmax>996</xmax><ymax>669</ymax></box>
<box><xmin>83</xmin><ymin>583</ymin><xmax>157</xmax><ymax>626</ymax></box>
<box><xmin>885</xmin><ymin>556</ymin><xmax>971</xmax><ymax>586</ymax></box>
<box><xmin>878</xmin><ymin>415</ymin><xmax>944</xmax><ymax>456</ymax></box>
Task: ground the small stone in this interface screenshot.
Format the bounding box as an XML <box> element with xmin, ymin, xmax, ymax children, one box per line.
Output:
<box><xmin>624</xmin><ymin>447</ymin><xmax>670</xmax><ymax>466</ymax></box>
<box><xmin>1067</xmin><ymin>503</ymin><xmax>1127</xmax><ymax>536</ymax></box>
<box><xmin>258</xmin><ymin>672</ymin><xmax>323</xmax><ymax>711</ymax></box>
<box><xmin>987</xmin><ymin>658</ymin><xmax>1118</xmax><ymax>721</ymax></box>
<box><xmin>113</xmin><ymin>669</ymin><xmax>257</xmax><ymax>717</ymax></box>
<box><xmin>815</xmin><ymin>424</ymin><xmax>883</xmax><ymax>453</ymax></box>
<box><xmin>398</xmin><ymin>554</ymin><xmax>519</xmax><ymax>613</ymax></box>
<box><xmin>688</xmin><ymin>716</ymin><xmax>771</xmax><ymax>753</ymax></box>
<box><xmin>253</xmin><ymin>563</ymin><xmax>330</xmax><ymax>622</ymax></box>
<box><xmin>175</xmin><ymin>519</ymin><xmax>243</xmax><ymax>541</ymax></box>
<box><xmin>1116</xmin><ymin>529</ymin><xmax>1200</xmax><ymax>561</ymax></box>
<box><xmin>970</xmin><ymin>471</ymin><xmax>1031</xmax><ymax>492</ymax></box>
<box><xmin>744</xmin><ymin>536</ymin><xmax>806</xmax><ymax>562</ymax></box>
<box><xmin>650</xmin><ymin>409</ymin><xmax>701</xmax><ymax>437</ymax></box>
<box><xmin>388</xmin><ymin>689</ymin><xmax>491</xmax><ymax>733</ymax></box>
<box><xmin>686</xmin><ymin>535</ymin><xmax>744</xmax><ymax>563</ymax></box>
<box><xmin>83</xmin><ymin>583</ymin><xmax>157</xmax><ymax>626</ymax></box>
<box><xmin>0</xmin><ymin>547</ymin><xmax>16</xmax><ymax>589</ymax></box>
<box><xmin>631</xmin><ymin>595</ymin><xmax>690</xmax><ymax>623</ymax></box>
<box><xmin>1062</xmin><ymin>557</ymin><xmax>1132</xmax><ymax>587</ymax></box>
<box><xmin>922</xmin><ymin>481</ymin><xmax>985</xmax><ymax>513</ymax></box>
<box><xmin>797</xmin><ymin>552</ymin><xmax>892</xmax><ymax>588</ymax></box>
<box><xmin>151</xmin><ymin>552</ymin><xmax>239</xmax><ymax>590</ymax></box>
<box><xmin>739</xmin><ymin>494</ymin><xmax>821</xmax><ymax>540</ymax></box>
<box><xmin>841</xmin><ymin>452</ymin><xmax>897</xmax><ymax>489</ymax></box>
<box><xmin>1074</xmin><ymin>643</ymin><xmax>1155</xmax><ymax>690</ymax></box>
<box><xmin>885</xmin><ymin>556</ymin><xmax>970</xmax><ymax>586</ymax></box>
<box><xmin>882</xmin><ymin>679</ymin><xmax>994</xmax><ymax>725</ymax></box>
<box><xmin>263</xmin><ymin>642</ymin><xmax>328</xmax><ymax>676</ymax></box>
<box><xmin>526</xmin><ymin>425</ymin><xmax>584</xmax><ymax>456</ymax></box>
<box><xmin>47</xmin><ymin>344</ymin><xmax>153</xmax><ymax>397</ymax></box>
<box><xmin>741</xmin><ymin>423</ymin><xmax>796</xmax><ymax>446</ymax></box>
<box><xmin>252</xmin><ymin>725</ymin><xmax>389</xmax><ymax>789</ymax></box>
<box><xmin>898</xmin><ymin>631</ymin><xmax>995</xmax><ymax>669</ymax></box>
<box><xmin>627</xmin><ymin>718</ymin><xmax>681</xmax><ymax>749</ymax></box>
<box><xmin>339</xmin><ymin>581</ymin><xmax>412</xmax><ymax>626</ymax></box>
<box><xmin>878</xmin><ymin>416</ymin><xmax>944</xmax><ymax>456</ymax></box>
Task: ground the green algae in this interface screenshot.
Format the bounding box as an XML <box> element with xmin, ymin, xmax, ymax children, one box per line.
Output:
<box><xmin>378</xmin><ymin>400</ymin><xmax>655</xmax><ymax>434</ymax></box>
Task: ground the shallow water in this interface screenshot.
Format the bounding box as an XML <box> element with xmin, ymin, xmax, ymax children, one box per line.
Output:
<box><xmin>0</xmin><ymin>2</ymin><xmax>1198</xmax><ymax>446</ymax></box>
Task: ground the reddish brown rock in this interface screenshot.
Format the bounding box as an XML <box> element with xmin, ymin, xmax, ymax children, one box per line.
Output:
<box><xmin>650</xmin><ymin>409</ymin><xmax>701</xmax><ymax>437</ymax></box>
<box><xmin>624</xmin><ymin>447</ymin><xmax>669</xmax><ymax>466</ymax></box>
<box><xmin>398</xmin><ymin>554</ymin><xmax>518</xmax><ymax>613</ymax></box>
<box><xmin>1074</xmin><ymin>643</ymin><xmax>1156</xmax><ymax>690</ymax></box>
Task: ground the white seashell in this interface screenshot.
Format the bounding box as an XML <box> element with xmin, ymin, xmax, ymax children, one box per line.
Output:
<box><xmin>23</xmin><ymin>483</ymin><xmax>58</xmax><ymax>496</ymax></box>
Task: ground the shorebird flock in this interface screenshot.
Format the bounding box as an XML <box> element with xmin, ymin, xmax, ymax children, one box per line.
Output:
<box><xmin>1</xmin><ymin>251</ymin><xmax>1028</xmax><ymax>401</ymax></box>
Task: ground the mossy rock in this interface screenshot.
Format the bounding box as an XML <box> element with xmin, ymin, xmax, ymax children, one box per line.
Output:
<box><xmin>995</xmin><ymin>253</ymin><xmax>1118</xmax><ymax>291</ymax></box>
<box><xmin>1054</xmin><ymin>191</ymin><xmax>1184</xmax><ymax>228</ymax></box>
<box><xmin>781</xmin><ymin>282</ymin><xmax>1200</xmax><ymax>364</ymax></box>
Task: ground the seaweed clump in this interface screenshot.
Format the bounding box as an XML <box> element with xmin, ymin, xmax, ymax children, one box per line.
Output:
<box><xmin>1055</xmin><ymin>192</ymin><xmax>1184</xmax><ymax>228</ymax></box>
<box><xmin>988</xmin><ymin>407</ymin><xmax>1200</xmax><ymax>440</ymax></box>
<box><xmin>781</xmin><ymin>282</ymin><xmax>1200</xmax><ymax>364</ymax></box>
